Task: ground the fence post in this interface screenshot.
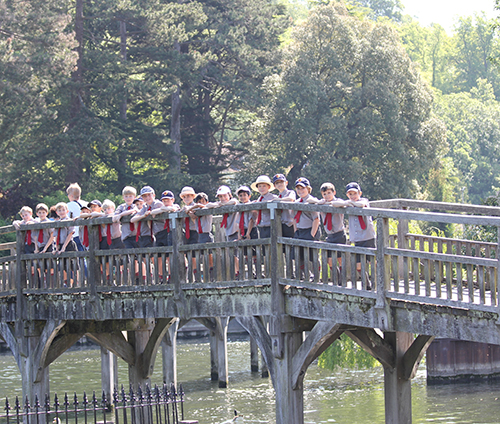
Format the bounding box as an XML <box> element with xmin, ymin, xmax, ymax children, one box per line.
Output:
<box><xmin>496</xmin><ymin>226</ymin><xmax>500</xmax><ymax>318</ymax></box>
<box><xmin>88</xmin><ymin>221</ymin><xmax>100</xmax><ymax>297</ymax></box>
<box><xmin>376</xmin><ymin>217</ymin><xmax>393</xmax><ymax>331</ymax></box>
<box><xmin>15</xmin><ymin>230</ymin><xmax>26</xmax><ymax>322</ymax></box>
<box><xmin>397</xmin><ymin>208</ymin><xmax>409</xmax><ymax>281</ymax></box>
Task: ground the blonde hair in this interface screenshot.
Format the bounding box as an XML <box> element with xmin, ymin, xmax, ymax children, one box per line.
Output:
<box><xmin>102</xmin><ymin>199</ymin><xmax>116</xmax><ymax>210</ymax></box>
<box><xmin>66</xmin><ymin>183</ymin><xmax>82</xmax><ymax>198</ymax></box>
<box><xmin>19</xmin><ymin>206</ymin><xmax>33</xmax><ymax>216</ymax></box>
<box><xmin>122</xmin><ymin>186</ymin><xmax>137</xmax><ymax>196</ymax></box>
<box><xmin>35</xmin><ymin>203</ymin><xmax>49</xmax><ymax>213</ymax></box>
<box><xmin>55</xmin><ymin>202</ymin><xmax>68</xmax><ymax>211</ymax></box>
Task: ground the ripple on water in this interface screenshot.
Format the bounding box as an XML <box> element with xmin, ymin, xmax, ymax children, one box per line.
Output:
<box><xmin>0</xmin><ymin>340</ymin><xmax>499</xmax><ymax>423</ymax></box>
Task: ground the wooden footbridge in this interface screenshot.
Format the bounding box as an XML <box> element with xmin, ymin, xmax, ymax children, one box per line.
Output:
<box><xmin>1</xmin><ymin>199</ymin><xmax>500</xmax><ymax>424</ymax></box>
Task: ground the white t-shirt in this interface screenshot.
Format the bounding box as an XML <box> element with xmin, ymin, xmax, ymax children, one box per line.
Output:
<box><xmin>67</xmin><ymin>199</ymin><xmax>88</xmax><ymax>238</ymax></box>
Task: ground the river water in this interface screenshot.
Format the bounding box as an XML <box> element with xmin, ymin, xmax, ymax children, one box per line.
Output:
<box><xmin>0</xmin><ymin>336</ymin><xmax>499</xmax><ymax>424</ymax></box>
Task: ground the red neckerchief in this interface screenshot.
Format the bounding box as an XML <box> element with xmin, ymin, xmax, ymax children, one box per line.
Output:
<box><xmin>294</xmin><ymin>198</ymin><xmax>304</xmax><ymax>222</ymax></box>
<box><xmin>324</xmin><ymin>213</ymin><xmax>333</xmax><ymax>231</ymax></box>
<box><xmin>82</xmin><ymin>226</ymin><xmax>89</xmax><ymax>247</ymax></box>
<box><xmin>256</xmin><ymin>196</ymin><xmax>264</xmax><ymax>225</ymax></box>
<box><xmin>358</xmin><ymin>215</ymin><xmax>367</xmax><ymax>230</ymax></box>
<box><xmin>221</xmin><ymin>213</ymin><xmax>228</xmax><ymax>228</ymax></box>
<box><xmin>127</xmin><ymin>205</ymin><xmax>135</xmax><ymax>231</ymax></box>
<box><xmin>239</xmin><ymin>212</ymin><xmax>245</xmax><ymax>236</ymax></box>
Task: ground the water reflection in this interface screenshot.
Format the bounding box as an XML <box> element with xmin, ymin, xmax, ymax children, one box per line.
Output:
<box><xmin>0</xmin><ymin>338</ymin><xmax>498</xmax><ymax>423</ymax></box>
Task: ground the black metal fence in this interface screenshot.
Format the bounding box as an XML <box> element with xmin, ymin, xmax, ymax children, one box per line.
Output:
<box><xmin>1</xmin><ymin>384</ymin><xmax>185</xmax><ymax>424</ymax></box>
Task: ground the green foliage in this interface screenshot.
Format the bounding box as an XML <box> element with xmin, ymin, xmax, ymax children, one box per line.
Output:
<box><xmin>318</xmin><ymin>335</ymin><xmax>379</xmax><ymax>370</ymax></box>
<box><xmin>432</xmin><ymin>79</ymin><xmax>500</xmax><ymax>204</ymax></box>
<box><xmin>244</xmin><ymin>3</ymin><xmax>446</xmax><ymax>200</ymax></box>
<box><xmin>0</xmin><ymin>0</ymin><xmax>289</xmax><ymax>217</ymax></box>
<box><xmin>463</xmin><ymin>192</ymin><xmax>500</xmax><ymax>244</ymax></box>
<box><xmin>0</xmin><ymin>215</ymin><xmax>16</xmax><ymax>258</ymax></box>
<box><xmin>350</xmin><ymin>0</ymin><xmax>403</xmax><ymax>22</ymax></box>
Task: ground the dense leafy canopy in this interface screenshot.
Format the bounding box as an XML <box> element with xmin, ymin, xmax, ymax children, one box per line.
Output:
<box><xmin>243</xmin><ymin>3</ymin><xmax>445</xmax><ymax>199</ymax></box>
<box><xmin>1</xmin><ymin>0</ymin><xmax>500</xmax><ymax>217</ymax></box>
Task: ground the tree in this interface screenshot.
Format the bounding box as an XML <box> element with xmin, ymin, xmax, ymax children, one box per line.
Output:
<box><xmin>0</xmin><ymin>0</ymin><xmax>77</xmax><ymax>214</ymax></box>
<box><xmin>398</xmin><ymin>19</ymin><xmax>454</xmax><ymax>92</ymax></box>
<box><xmin>0</xmin><ymin>0</ymin><xmax>289</xmax><ymax>218</ymax></box>
<box><xmin>453</xmin><ymin>14</ymin><xmax>500</xmax><ymax>97</ymax></box>
<box><xmin>432</xmin><ymin>79</ymin><xmax>500</xmax><ymax>204</ymax></box>
<box><xmin>352</xmin><ymin>0</ymin><xmax>403</xmax><ymax>22</ymax></box>
<box><xmin>245</xmin><ymin>2</ymin><xmax>446</xmax><ymax>199</ymax></box>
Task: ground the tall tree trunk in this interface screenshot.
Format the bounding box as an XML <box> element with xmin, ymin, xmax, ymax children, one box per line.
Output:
<box><xmin>170</xmin><ymin>42</ymin><xmax>182</xmax><ymax>172</ymax></box>
<box><xmin>117</xmin><ymin>20</ymin><xmax>128</xmax><ymax>187</ymax></box>
<box><xmin>66</xmin><ymin>0</ymin><xmax>85</xmax><ymax>185</ymax></box>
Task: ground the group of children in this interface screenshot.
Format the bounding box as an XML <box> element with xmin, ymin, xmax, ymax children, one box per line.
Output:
<box><xmin>13</xmin><ymin>175</ymin><xmax>375</xmax><ymax>282</ymax></box>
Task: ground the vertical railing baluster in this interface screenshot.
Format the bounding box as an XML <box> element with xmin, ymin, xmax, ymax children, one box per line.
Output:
<box><xmin>170</xmin><ymin>385</ymin><xmax>178</xmax><ymax>424</ymax></box>
<box><xmin>82</xmin><ymin>391</ymin><xmax>88</xmax><ymax>424</ymax></box>
<box><xmin>129</xmin><ymin>385</ymin><xmax>136</xmax><ymax>424</ymax></box>
<box><xmin>497</xmin><ymin>226</ymin><xmax>500</xmax><ymax>312</ymax></box>
<box><xmin>14</xmin><ymin>396</ymin><xmax>20</xmax><ymax>424</ymax></box>
<box><xmin>113</xmin><ymin>389</ymin><xmax>120</xmax><ymax>424</ymax></box>
<box><xmin>63</xmin><ymin>393</ymin><xmax>69</xmax><ymax>423</ymax></box>
<box><xmin>24</xmin><ymin>396</ymin><xmax>30</xmax><ymax>424</ymax></box>
<box><xmin>154</xmin><ymin>385</ymin><xmax>161</xmax><ymax>424</ymax></box>
<box><xmin>5</xmin><ymin>397</ymin><xmax>10</xmax><ymax>424</ymax></box>
<box><xmin>120</xmin><ymin>386</ymin><xmax>127</xmax><ymax>424</ymax></box>
<box><xmin>44</xmin><ymin>394</ymin><xmax>50</xmax><ymax>424</ymax></box>
<box><xmin>34</xmin><ymin>395</ymin><xmax>40</xmax><ymax>424</ymax></box>
<box><xmin>73</xmin><ymin>393</ymin><xmax>78</xmax><ymax>424</ymax></box>
<box><xmin>163</xmin><ymin>384</ymin><xmax>170</xmax><ymax>424</ymax></box>
<box><xmin>53</xmin><ymin>394</ymin><xmax>60</xmax><ymax>424</ymax></box>
<box><xmin>92</xmin><ymin>391</ymin><xmax>98</xmax><ymax>424</ymax></box>
<box><xmin>102</xmin><ymin>391</ymin><xmax>107</xmax><ymax>424</ymax></box>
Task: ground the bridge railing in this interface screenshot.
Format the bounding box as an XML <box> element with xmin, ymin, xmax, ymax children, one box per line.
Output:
<box><xmin>4</xmin><ymin>200</ymin><xmax>500</xmax><ymax>313</ymax></box>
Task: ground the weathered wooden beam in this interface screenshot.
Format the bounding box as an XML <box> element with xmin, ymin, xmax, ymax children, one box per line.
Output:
<box><xmin>292</xmin><ymin>322</ymin><xmax>345</xmax><ymax>389</ymax></box>
<box><xmin>162</xmin><ymin>318</ymin><xmax>179</xmax><ymax>386</ymax></box>
<box><xmin>86</xmin><ymin>332</ymin><xmax>135</xmax><ymax>365</ymax></box>
<box><xmin>0</xmin><ymin>322</ymin><xmax>20</xmax><ymax>368</ymax></box>
<box><xmin>43</xmin><ymin>333</ymin><xmax>84</xmax><ymax>367</ymax></box>
<box><xmin>383</xmin><ymin>331</ymin><xmax>414</xmax><ymax>424</ymax></box>
<box><xmin>196</xmin><ymin>317</ymin><xmax>216</xmax><ymax>332</ymax></box>
<box><xmin>345</xmin><ymin>328</ymin><xmax>395</xmax><ymax>369</ymax></box>
<box><xmin>140</xmin><ymin>318</ymin><xmax>178</xmax><ymax>379</ymax></box>
<box><xmin>402</xmin><ymin>335</ymin><xmax>435</xmax><ymax>380</ymax></box>
<box><xmin>236</xmin><ymin>316</ymin><xmax>275</xmax><ymax>381</ymax></box>
<box><xmin>33</xmin><ymin>320</ymin><xmax>67</xmax><ymax>383</ymax></box>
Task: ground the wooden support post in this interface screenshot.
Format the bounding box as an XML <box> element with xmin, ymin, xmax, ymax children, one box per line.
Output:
<box><xmin>260</xmin><ymin>317</ymin><xmax>269</xmax><ymax>378</ymax></box>
<box><xmin>215</xmin><ymin>317</ymin><xmax>229</xmax><ymax>388</ymax></box>
<box><xmin>101</xmin><ymin>346</ymin><xmax>118</xmax><ymax>404</ymax></box>
<box><xmin>274</xmin><ymin>331</ymin><xmax>304</xmax><ymax>424</ymax></box>
<box><xmin>383</xmin><ymin>331</ymin><xmax>413</xmax><ymax>424</ymax></box>
<box><xmin>162</xmin><ymin>318</ymin><xmax>179</xmax><ymax>387</ymax></box>
<box><xmin>397</xmin><ymin>211</ymin><xmax>409</xmax><ymax>281</ymax></box>
<box><xmin>250</xmin><ymin>336</ymin><xmax>259</xmax><ymax>372</ymax></box>
<box><xmin>209</xmin><ymin>329</ymin><xmax>218</xmax><ymax>381</ymax></box>
<box><xmin>23</xmin><ymin>333</ymin><xmax>50</xmax><ymax>405</ymax></box>
<box><xmin>376</xmin><ymin>218</ymin><xmax>393</xmax><ymax>331</ymax></box>
<box><xmin>127</xmin><ymin>318</ymin><xmax>155</xmax><ymax>389</ymax></box>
